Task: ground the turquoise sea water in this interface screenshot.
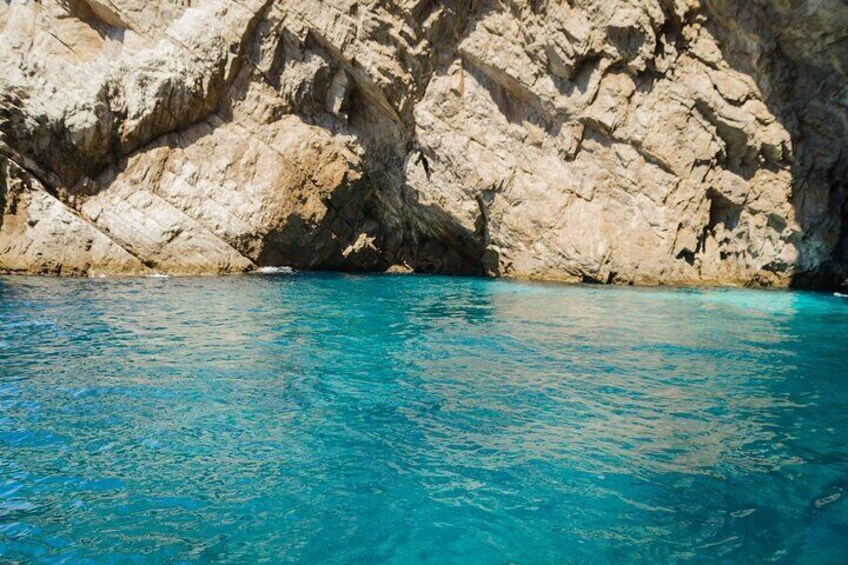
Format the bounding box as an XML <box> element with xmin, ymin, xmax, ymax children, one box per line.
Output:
<box><xmin>1</xmin><ymin>274</ymin><xmax>847</xmax><ymax>564</ymax></box>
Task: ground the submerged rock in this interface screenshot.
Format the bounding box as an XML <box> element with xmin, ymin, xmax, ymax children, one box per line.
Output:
<box><xmin>1</xmin><ymin>0</ymin><xmax>846</xmax><ymax>287</ymax></box>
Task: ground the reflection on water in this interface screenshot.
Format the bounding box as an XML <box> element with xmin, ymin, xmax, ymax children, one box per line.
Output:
<box><xmin>1</xmin><ymin>274</ymin><xmax>847</xmax><ymax>563</ymax></box>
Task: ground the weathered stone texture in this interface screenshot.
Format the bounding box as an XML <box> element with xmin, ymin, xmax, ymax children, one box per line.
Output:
<box><xmin>1</xmin><ymin>0</ymin><xmax>846</xmax><ymax>286</ymax></box>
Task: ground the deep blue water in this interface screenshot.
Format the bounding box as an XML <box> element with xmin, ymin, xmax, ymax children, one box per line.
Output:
<box><xmin>1</xmin><ymin>274</ymin><xmax>847</xmax><ymax>564</ymax></box>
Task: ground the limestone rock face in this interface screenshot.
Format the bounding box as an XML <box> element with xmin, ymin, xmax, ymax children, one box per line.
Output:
<box><xmin>1</xmin><ymin>0</ymin><xmax>846</xmax><ymax>286</ymax></box>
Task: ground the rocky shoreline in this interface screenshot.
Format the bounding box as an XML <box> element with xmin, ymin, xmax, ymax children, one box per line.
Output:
<box><xmin>2</xmin><ymin>1</ymin><xmax>846</xmax><ymax>288</ymax></box>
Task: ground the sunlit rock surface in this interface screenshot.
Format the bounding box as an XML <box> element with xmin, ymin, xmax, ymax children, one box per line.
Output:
<box><xmin>1</xmin><ymin>0</ymin><xmax>846</xmax><ymax>286</ymax></box>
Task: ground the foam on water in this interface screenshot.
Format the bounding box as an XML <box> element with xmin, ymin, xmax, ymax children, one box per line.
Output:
<box><xmin>1</xmin><ymin>274</ymin><xmax>847</xmax><ymax>563</ymax></box>
<box><xmin>256</xmin><ymin>266</ymin><xmax>294</xmax><ymax>274</ymax></box>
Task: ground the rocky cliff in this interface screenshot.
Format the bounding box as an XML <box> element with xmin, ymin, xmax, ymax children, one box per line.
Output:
<box><xmin>1</xmin><ymin>0</ymin><xmax>846</xmax><ymax>287</ymax></box>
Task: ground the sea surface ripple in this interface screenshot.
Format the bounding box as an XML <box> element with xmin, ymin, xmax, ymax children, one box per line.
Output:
<box><xmin>1</xmin><ymin>274</ymin><xmax>847</xmax><ymax>563</ymax></box>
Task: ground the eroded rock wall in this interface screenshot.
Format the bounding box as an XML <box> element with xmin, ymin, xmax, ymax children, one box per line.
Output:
<box><xmin>1</xmin><ymin>0</ymin><xmax>846</xmax><ymax>286</ymax></box>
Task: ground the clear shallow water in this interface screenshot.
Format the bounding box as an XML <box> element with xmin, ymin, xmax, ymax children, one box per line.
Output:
<box><xmin>1</xmin><ymin>274</ymin><xmax>847</xmax><ymax>564</ymax></box>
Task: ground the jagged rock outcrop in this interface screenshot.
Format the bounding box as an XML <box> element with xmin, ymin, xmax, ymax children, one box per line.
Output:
<box><xmin>1</xmin><ymin>0</ymin><xmax>846</xmax><ymax>286</ymax></box>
